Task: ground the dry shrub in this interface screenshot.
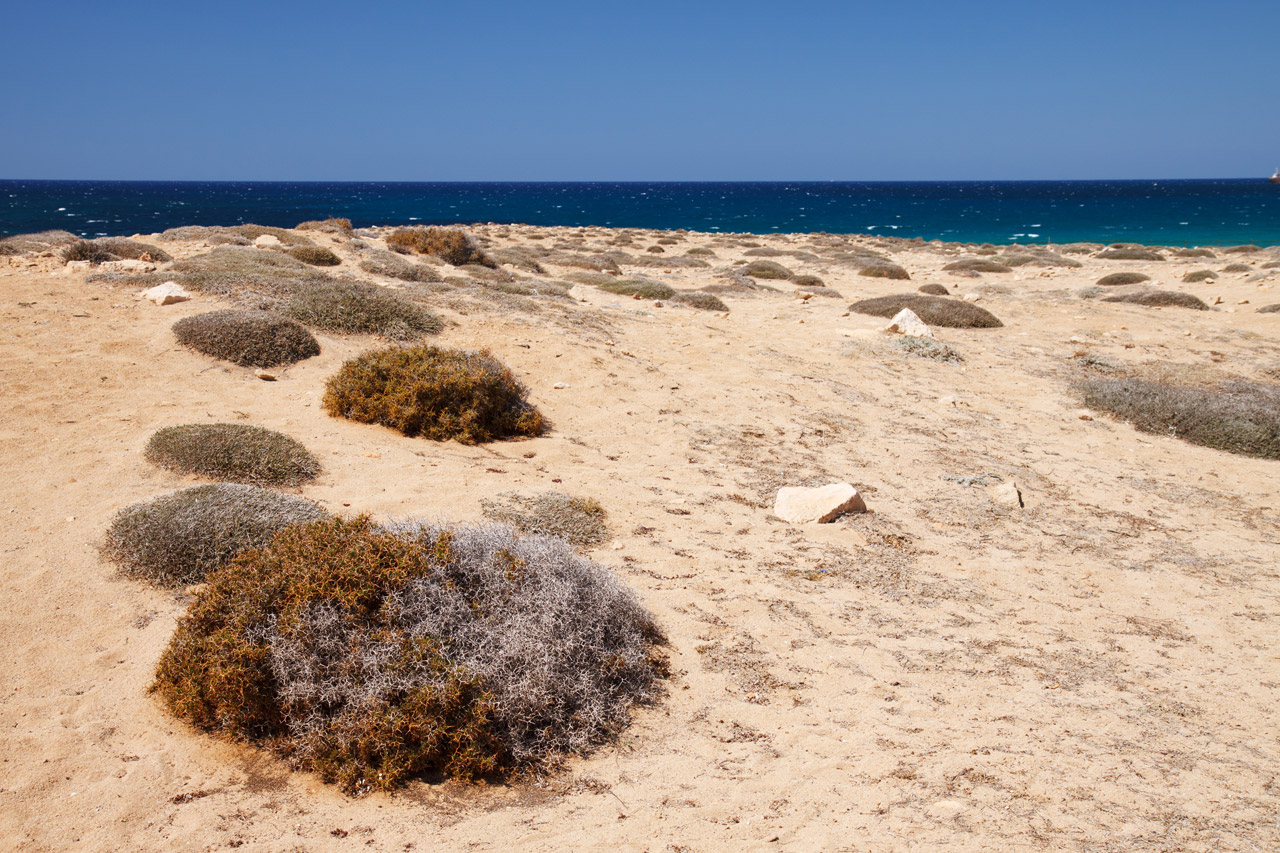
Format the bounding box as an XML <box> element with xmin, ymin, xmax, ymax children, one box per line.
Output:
<box><xmin>997</xmin><ymin>250</ymin><xmax>1081</xmax><ymax>269</ymax></box>
<box><xmin>61</xmin><ymin>240</ymin><xmax>115</xmax><ymax>264</ymax></box>
<box><xmin>357</xmin><ymin>248</ymin><xmax>443</xmax><ymax>283</ymax></box>
<box><xmin>323</xmin><ymin>345</ymin><xmax>544</xmax><ymax>443</ymax></box>
<box><xmin>1101</xmin><ymin>291</ymin><xmax>1208</xmax><ymax>310</ymax></box>
<box><xmin>0</xmin><ymin>229</ymin><xmax>78</xmax><ymax>255</ymax></box>
<box><xmin>918</xmin><ymin>283</ymin><xmax>949</xmax><ymax>295</ymax></box>
<box><xmin>62</xmin><ymin>237</ymin><xmax>172</xmax><ymax>265</ymax></box>
<box><xmin>791</xmin><ymin>274</ymin><xmax>825</xmax><ymax>289</ymax></box>
<box><xmin>157</xmin><ymin>225</ymin><xmax>251</xmax><ymax>246</ymax></box>
<box><xmin>849</xmin><ymin>294</ymin><xmax>1003</xmax><ymax>328</ymax></box>
<box><xmin>1222</xmin><ymin>245</ymin><xmax>1262</xmax><ymax>254</ymax></box>
<box><xmin>231</xmin><ymin>225</ymin><xmax>314</xmax><ymax>246</ymax></box>
<box><xmin>857</xmin><ymin>261</ymin><xmax>911</xmax><ymax>280</ymax></box>
<box><xmin>622</xmin><ymin>253</ymin><xmax>709</xmax><ymax>269</ymax></box>
<box><xmin>173</xmin><ymin>310</ymin><xmax>320</xmax><ymax>368</ymax></box>
<box><xmin>296</xmin><ymin>217</ymin><xmax>353</xmax><ymax>235</ymax></box>
<box><xmin>104</xmin><ymin>484</ymin><xmax>328</xmax><ymax>586</ymax></box>
<box><xmin>146</xmin><ymin>424</ymin><xmax>321</xmax><ymax>486</ymax></box>
<box><xmin>1222</xmin><ymin>263</ymin><xmax>1253</xmax><ymax>273</ymax></box>
<box><xmin>549</xmin><ymin>253</ymin><xmax>622</xmax><ymax>274</ymax></box>
<box><xmin>284</xmin><ymin>281</ymin><xmax>443</xmax><ymax>339</ymax></box>
<box><xmin>1079</xmin><ymin>378</ymin><xmax>1280</xmax><ymax>459</ymax></box>
<box><xmin>481</xmin><ymin>491</ymin><xmax>609</xmax><ymax>547</ymax></box>
<box><xmin>671</xmin><ymin>291</ymin><xmax>728</xmax><ymax>311</ymax></box>
<box><xmin>743</xmin><ymin>260</ymin><xmax>793</xmax><ymax>280</ymax></box>
<box><xmin>488</xmin><ymin>248</ymin><xmax>546</xmax><ymax>274</ymax></box>
<box><xmin>646</xmin><ymin>245</ymin><xmax>665</xmax><ymax>254</ymax></box>
<box><xmin>1183</xmin><ymin>269</ymin><xmax>1218</xmax><ymax>283</ymax></box>
<box><xmin>151</xmin><ymin>517</ymin><xmax>665</xmax><ymax>793</ymax></box>
<box><xmin>1097</xmin><ymin>272</ymin><xmax>1151</xmax><ymax>286</ymax></box>
<box><xmin>943</xmin><ymin>258</ymin><xmax>1012</xmax><ymax>273</ymax></box>
<box><xmin>286</xmin><ymin>246</ymin><xmax>341</xmax><ymax>266</ymax></box>
<box><xmin>685</xmin><ymin>247</ymin><xmax>716</xmax><ymax>257</ymax></box>
<box><xmin>1095</xmin><ymin>248</ymin><xmax>1164</xmax><ymax>261</ymax></box>
<box><xmin>1173</xmin><ymin>247</ymin><xmax>1216</xmax><ymax>259</ymax></box>
<box><xmin>386</xmin><ymin>227</ymin><xmax>495</xmax><ymax>267</ymax></box>
<box><xmin>894</xmin><ymin>335</ymin><xmax>962</xmax><ymax>363</ymax></box>
<box><xmin>1257</xmin><ymin>304</ymin><xmax>1280</xmax><ymax>314</ymax></box>
<box><xmin>597</xmin><ymin>279</ymin><xmax>675</xmax><ymax>300</ymax></box>
<box><xmin>159</xmin><ymin>247</ymin><xmax>333</xmax><ymax>301</ymax></box>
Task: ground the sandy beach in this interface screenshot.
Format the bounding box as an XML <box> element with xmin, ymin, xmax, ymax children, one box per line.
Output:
<box><xmin>1</xmin><ymin>224</ymin><xmax>1278</xmax><ymax>851</ymax></box>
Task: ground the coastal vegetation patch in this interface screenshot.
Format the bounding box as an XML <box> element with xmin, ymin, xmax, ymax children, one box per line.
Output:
<box><xmin>323</xmin><ymin>345</ymin><xmax>545</xmax><ymax>443</ymax></box>
<box><xmin>918</xmin><ymin>283</ymin><xmax>950</xmax><ymax>295</ymax></box>
<box><xmin>173</xmin><ymin>309</ymin><xmax>320</xmax><ymax>368</ymax></box>
<box><xmin>849</xmin><ymin>294</ymin><xmax>1003</xmax><ymax>328</ymax></box>
<box><xmin>61</xmin><ymin>238</ymin><xmax>172</xmax><ymax>265</ymax></box>
<box><xmin>1094</xmin><ymin>248</ymin><xmax>1164</xmax><ymax>261</ymax></box>
<box><xmin>386</xmin><ymin>227</ymin><xmax>496</xmax><ymax>268</ymax></box>
<box><xmin>670</xmin><ymin>291</ymin><xmax>729</xmax><ymax>311</ymax></box>
<box><xmin>0</xmin><ymin>229</ymin><xmax>78</xmax><ymax>255</ymax></box>
<box><xmin>481</xmin><ymin>491</ymin><xmax>610</xmax><ymax>548</ymax></box>
<box><xmin>283</xmin><ymin>281</ymin><xmax>443</xmax><ymax>339</ymax></box>
<box><xmin>357</xmin><ymin>248</ymin><xmax>444</xmax><ymax>283</ymax></box>
<box><xmin>1183</xmin><ymin>269</ymin><xmax>1218</xmax><ymax>283</ymax></box>
<box><xmin>145</xmin><ymin>424</ymin><xmax>321</xmax><ymax>487</ymax></box>
<box><xmin>1096</xmin><ymin>272</ymin><xmax>1151</xmax><ymax>286</ymax></box>
<box><xmin>596</xmin><ymin>279</ymin><xmax>676</xmax><ymax>300</ymax></box>
<box><xmin>296</xmin><ymin>217</ymin><xmax>354</xmax><ymax>235</ymax></box>
<box><xmin>1102</xmin><ymin>291</ymin><xmax>1209</xmax><ymax>310</ymax></box>
<box><xmin>944</xmin><ymin>258</ymin><xmax>1013</xmax><ymax>274</ymax></box>
<box><xmin>742</xmin><ymin>260</ymin><xmax>794</xmax><ymax>280</ymax></box>
<box><xmin>150</xmin><ymin>516</ymin><xmax>665</xmax><ymax>793</ymax></box>
<box><xmin>285</xmin><ymin>245</ymin><xmax>342</xmax><ymax>266</ymax></box>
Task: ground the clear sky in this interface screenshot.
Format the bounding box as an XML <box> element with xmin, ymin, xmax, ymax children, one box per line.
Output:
<box><xmin>3</xmin><ymin>0</ymin><xmax>1278</xmax><ymax>181</ymax></box>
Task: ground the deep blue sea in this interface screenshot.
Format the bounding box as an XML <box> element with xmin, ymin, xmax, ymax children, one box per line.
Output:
<box><xmin>2</xmin><ymin>179</ymin><xmax>1278</xmax><ymax>246</ymax></box>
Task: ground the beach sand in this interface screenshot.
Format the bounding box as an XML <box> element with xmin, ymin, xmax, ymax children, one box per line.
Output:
<box><xmin>1</xmin><ymin>226</ymin><xmax>1278</xmax><ymax>851</ymax></box>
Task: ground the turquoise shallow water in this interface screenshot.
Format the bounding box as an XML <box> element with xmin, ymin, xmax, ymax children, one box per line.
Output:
<box><xmin>2</xmin><ymin>179</ymin><xmax>1278</xmax><ymax>245</ymax></box>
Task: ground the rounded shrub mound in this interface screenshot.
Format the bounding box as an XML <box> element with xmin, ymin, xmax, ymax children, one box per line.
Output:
<box><xmin>597</xmin><ymin>279</ymin><xmax>676</xmax><ymax>300</ymax></box>
<box><xmin>943</xmin><ymin>258</ymin><xmax>1013</xmax><ymax>274</ymax></box>
<box><xmin>743</xmin><ymin>260</ymin><xmax>793</xmax><ymax>280</ymax></box>
<box><xmin>104</xmin><ymin>484</ymin><xmax>329</xmax><ymax>587</ymax></box>
<box><xmin>1222</xmin><ymin>263</ymin><xmax>1253</xmax><ymax>273</ymax></box>
<box><xmin>1258</xmin><ymin>303</ymin><xmax>1280</xmax><ymax>314</ymax></box>
<box><xmin>918</xmin><ymin>283</ymin><xmax>949</xmax><ymax>295</ymax></box>
<box><xmin>173</xmin><ymin>309</ymin><xmax>321</xmax><ymax>368</ymax></box>
<box><xmin>1183</xmin><ymin>269</ymin><xmax>1218</xmax><ymax>283</ymax></box>
<box><xmin>323</xmin><ymin>345</ymin><xmax>545</xmax><ymax>443</ymax></box>
<box><xmin>857</xmin><ymin>261</ymin><xmax>911</xmax><ymax>280</ymax></box>
<box><xmin>1173</xmin><ymin>247</ymin><xmax>1216</xmax><ymax>259</ymax></box>
<box><xmin>386</xmin><ymin>227</ymin><xmax>495</xmax><ymax>267</ymax></box>
<box><xmin>671</xmin><ymin>291</ymin><xmax>729</xmax><ymax>311</ymax></box>
<box><xmin>1094</xmin><ymin>248</ymin><xmax>1164</xmax><ymax>261</ymax></box>
<box><xmin>848</xmin><ymin>294</ymin><xmax>1003</xmax><ymax>328</ymax></box>
<box><xmin>145</xmin><ymin>423</ymin><xmax>321</xmax><ymax>486</ymax></box>
<box><xmin>284</xmin><ymin>281</ymin><xmax>443</xmax><ymax>339</ymax></box>
<box><xmin>1097</xmin><ymin>272</ymin><xmax>1151</xmax><ymax>286</ymax></box>
<box><xmin>482</xmin><ymin>491</ymin><xmax>610</xmax><ymax>548</ymax></box>
<box><xmin>151</xmin><ymin>516</ymin><xmax>666</xmax><ymax>793</ymax></box>
<box><xmin>1101</xmin><ymin>291</ymin><xmax>1208</xmax><ymax>310</ymax></box>
<box><xmin>285</xmin><ymin>245</ymin><xmax>341</xmax><ymax>266</ymax></box>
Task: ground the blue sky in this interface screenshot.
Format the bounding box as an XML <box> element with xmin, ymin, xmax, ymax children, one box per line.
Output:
<box><xmin>3</xmin><ymin>0</ymin><xmax>1278</xmax><ymax>180</ymax></box>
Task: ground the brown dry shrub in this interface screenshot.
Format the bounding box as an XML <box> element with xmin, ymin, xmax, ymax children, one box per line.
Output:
<box><xmin>857</xmin><ymin>261</ymin><xmax>911</xmax><ymax>280</ymax></box>
<box><xmin>597</xmin><ymin>279</ymin><xmax>675</xmax><ymax>300</ymax></box>
<box><xmin>173</xmin><ymin>310</ymin><xmax>320</xmax><ymax>368</ymax></box>
<box><xmin>386</xmin><ymin>227</ymin><xmax>495</xmax><ymax>267</ymax></box>
<box><xmin>1097</xmin><ymin>272</ymin><xmax>1151</xmax><ymax>286</ymax></box>
<box><xmin>323</xmin><ymin>345</ymin><xmax>544</xmax><ymax>443</ymax></box>
<box><xmin>848</xmin><ymin>294</ymin><xmax>1003</xmax><ymax>328</ymax></box>
<box><xmin>1221</xmin><ymin>245</ymin><xmax>1262</xmax><ymax>254</ymax></box>
<box><xmin>104</xmin><ymin>484</ymin><xmax>329</xmax><ymax>586</ymax></box>
<box><xmin>286</xmin><ymin>246</ymin><xmax>341</xmax><ymax>266</ymax></box>
<box><xmin>1095</xmin><ymin>248</ymin><xmax>1164</xmax><ymax>261</ymax></box>
<box><xmin>145</xmin><ymin>423</ymin><xmax>321</xmax><ymax>486</ymax></box>
<box><xmin>1101</xmin><ymin>291</ymin><xmax>1209</xmax><ymax>310</ymax></box>
<box><xmin>671</xmin><ymin>291</ymin><xmax>729</xmax><ymax>311</ymax></box>
<box><xmin>743</xmin><ymin>260</ymin><xmax>793</xmax><ymax>280</ymax></box>
<box><xmin>231</xmin><ymin>225</ymin><xmax>314</xmax><ymax>246</ymax></box>
<box><xmin>296</xmin><ymin>217</ymin><xmax>353</xmax><ymax>235</ymax></box>
<box><xmin>151</xmin><ymin>516</ymin><xmax>665</xmax><ymax>792</ymax></box>
<box><xmin>481</xmin><ymin>491</ymin><xmax>609</xmax><ymax>547</ymax></box>
<box><xmin>0</xmin><ymin>229</ymin><xmax>78</xmax><ymax>255</ymax></box>
<box><xmin>791</xmin><ymin>274</ymin><xmax>825</xmax><ymax>289</ymax></box>
<box><xmin>1222</xmin><ymin>263</ymin><xmax>1253</xmax><ymax>273</ymax></box>
<box><xmin>1173</xmin><ymin>247</ymin><xmax>1216</xmax><ymax>259</ymax></box>
<box><xmin>1183</xmin><ymin>269</ymin><xmax>1218</xmax><ymax>282</ymax></box>
<box><xmin>284</xmin><ymin>281</ymin><xmax>443</xmax><ymax>339</ymax></box>
<box><xmin>943</xmin><ymin>258</ymin><xmax>1012</xmax><ymax>273</ymax></box>
<box><xmin>357</xmin><ymin>248</ymin><xmax>443</xmax><ymax>283</ymax></box>
<box><xmin>61</xmin><ymin>240</ymin><xmax>115</xmax><ymax>264</ymax></box>
<box><xmin>918</xmin><ymin>283</ymin><xmax>949</xmax><ymax>295</ymax></box>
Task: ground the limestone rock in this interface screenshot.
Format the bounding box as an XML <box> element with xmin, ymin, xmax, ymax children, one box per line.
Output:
<box><xmin>142</xmin><ymin>282</ymin><xmax>191</xmax><ymax>306</ymax></box>
<box><xmin>774</xmin><ymin>483</ymin><xmax>867</xmax><ymax>524</ymax></box>
<box><xmin>883</xmin><ymin>308</ymin><xmax>932</xmax><ymax>338</ymax></box>
<box><xmin>254</xmin><ymin>234</ymin><xmax>282</xmax><ymax>248</ymax></box>
<box><xmin>990</xmin><ymin>481</ymin><xmax>1023</xmax><ymax>508</ymax></box>
<box><xmin>254</xmin><ymin>369</ymin><xmax>277</xmax><ymax>381</ymax></box>
<box><xmin>103</xmin><ymin>259</ymin><xmax>155</xmax><ymax>273</ymax></box>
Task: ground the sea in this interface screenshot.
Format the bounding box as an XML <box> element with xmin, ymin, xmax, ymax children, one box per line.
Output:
<box><xmin>2</xmin><ymin>179</ymin><xmax>1278</xmax><ymax>246</ymax></box>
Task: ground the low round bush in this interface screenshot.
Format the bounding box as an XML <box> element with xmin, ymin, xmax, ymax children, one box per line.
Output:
<box><xmin>284</xmin><ymin>281</ymin><xmax>443</xmax><ymax>339</ymax></box>
<box><xmin>104</xmin><ymin>484</ymin><xmax>329</xmax><ymax>586</ymax></box>
<box><xmin>1258</xmin><ymin>304</ymin><xmax>1280</xmax><ymax>314</ymax></box>
<box><xmin>1094</xmin><ymin>248</ymin><xmax>1164</xmax><ymax>261</ymax></box>
<box><xmin>151</xmin><ymin>516</ymin><xmax>666</xmax><ymax>793</ymax></box>
<box><xmin>1183</xmin><ymin>269</ymin><xmax>1218</xmax><ymax>283</ymax></box>
<box><xmin>848</xmin><ymin>294</ymin><xmax>1003</xmax><ymax>328</ymax></box>
<box><xmin>671</xmin><ymin>291</ymin><xmax>729</xmax><ymax>311</ymax></box>
<box><xmin>943</xmin><ymin>259</ymin><xmax>1012</xmax><ymax>274</ymax></box>
<box><xmin>1222</xmin><ymin>244</ymin><xmax>1262</xmax><ymax>254</ymax></box>
<box><xmin>791</xmin><ymin>274</ymin><xmax>825</xmax><ymax>289</ymax></box>
<box><xmin>918</xmin><ymin>283</ymin><xmax>949</xmax><ymax>295</ymax></box>
<box><xmin>173</xmin><ymin>310</ymin><xmax>321</xmax><ymax>368</ymax></box>
<box><xmin>1101</xmin><ymin>291</ymin><xmax>1208</xmax><ymax>310</ymax></box>
<box><xmin>296</xmin><ymin>217</ymin><xmax>353</xmax><ymax>235</ymax></box>
<box><xmin>286</xmin><ymin>246</ymin><xmax>341</xmax><ymax>266</ymax></box>
<box><xmin>323</xmin><ymin>345</ymin><xmax>545</xmax><ymax>443</ymax></box>
<box><xmin>61</xmin><ymin>240</ymin><xmax>115</xmax><ymax>264</ymax></box>
<box><xmin>1222</xmin><ymin>263</ymin><xmax>1253</xmax><ymax>273</ymax></box>
<box><xmin>743</xmin><ymin>260</ymin><xmax>793</xmax><ymax>280</ymax></box>
<box><xmin>1097</xmin><ymin>272</ymin><xmax>1151</xmax><ymax>286</ymax></box>
<box><xmin>386</xmin><ymin>227</ymin><xmax>495</xmax><ymax>267</ymax></box>
<box><xmin>482</xmin><ymin>491</ymin><xmax>610</xmax><ymax>547</ymax></box>
<box><xmin>1173</xmin><ymin>247</ymin><xmax>1216</xmax><ymax>259</ymax></box>
<box><xmin>857</xmin><ymin>262</ymin><xmax>911</xmax><ymax>280</ymax></box>
<box><xmin>145</xmin><ymin>423</ymin><xmax>321</xmax><ymax>486</ymax></box>
<box><xmin>597</xmin><ymin>279</ymin><xmax>676</xmax><ymax>300</ymax></box>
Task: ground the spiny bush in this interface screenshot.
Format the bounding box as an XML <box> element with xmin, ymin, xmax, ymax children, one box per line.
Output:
<box><xmin>1095</xmin><ymin>248</ymin><xmax>1164</xmax><ymax>261</ymax></box>
<box><xmin>894</xmin><ymin>335</ymin><xmax>963</xmax><ymax>363</ymax></box>
<box><xmin>323</xmin><ymin>345</ymin><xmax>545</xmax><ymax>443</ymax></box>
<box><xmin>1183</xmin><ymin>269</ymin><xmax>1218</xmax><ymax>283</ymax></box>
<box><xmin>173</xmin><ymin>310</ymin><xmax>320</xmax><ymax>368</ymax></box>
<box><xmin>151</xmin><ymin>517</ymin><xmax>665</xmax><ymax>793</ymax></box>
<box><xmin>286</xmin><ymin>246</ymin><xmax>341</xmax><ymax>266</ymax></box>
<box><xmin>1102</xmin><ymin>291</ymin><xmax>1209</xmax><ymax>310</ymax></box>
<box><xmin>1222</xmin><ymin>263</ymin><xmax>1253</xmax><ymax>273</ymax></box>
<box><xmin>93</xmin><ymin>237</ymin><xmax>172</xmax><ymax>262</ymax></box>
<box><xmin>997</xmin><ymin>250</ymin><xmax>1081</xmax><ymax>269</ymax></box>
<box><xmin>918</xmin><ymin>283</ymin><xmax>949</xmax><ymax>295</ymax></box>
<box><xmin>488</xmin><ymin>248</ymin><xmax>546</xmax><ymax>274</ymax></box>
<box><xmin>1173</xmin><ymin>247</ymin><xmax>1216</xmax><ymax>259</ymax></box>
<box><xmin>685</xmin><ymin>247</ymin><xmax>716</xmax><ymax>257</ymax></box>
<box><xmin>791</xmin><ymin>274</ymin><xmax>825</xmax><ymax>289</ymax></box>
<box><xmin>0</xmin><ymin>229</ymin><xmax>78</xmax><ymax>255</ymax></box>
<box><xmin>1079</xmin><ymin>378</ymin><xmax>1280</xmax><ymax>459</ymax></box>
<box><xmin>596</xmin><ymin>279</ymin><xmax>675</xmax><ymax>300</ymax></box>
<box><xmin>386</xmin><ymin>227</ymin><xmax>495</xmax><ymax>267</ymax></box>
<box><xmin>857</xmin><ymin>261</ymin><xmax>911</xmax><ymax>280</ymax></box>
<box><xmin>646</xmin><ymin>245</ymin><xmax>665</xmax><ymax>254</ymax></box>
<box><xmin>284</xmin><ymin>281</ymin><xmax>443</xmax><ymax>339</ymax></box>
<box><xmin>481</xmin><ymin>491</ymin><xmax>609</xmax><ymax>547</ymax></box>
<box><xmin>943</xmin><ymin>258</ymin><xmax>1012</xmax><ymax>274</ymax></box>
<box><xmin>357</xmin><ymin>248</ymin><xmax>443</xmax><ymax>283</ymax></box>
<box><xmin>104</xmin><ymin>484</ymin><xmax>329</xmax><ymax>586</ymax></box>
<box><xmin>231</xmin><ymin>224</ymin><xmax>314</xmax><ymax>246</ymax></box>
<box><xmin>157</xmin><ymin>225</ymin><xmax>251</xmax><ymax>246</ymax></box>
<box><xmin>743</xmin><ymin>260</ymin><xmax>793</xmax><ymax>280</ymax></box>
<box><xmin>1097</xmin><ymin>272</ymin><xmax>1151</xmax><ymax>286</ymax></box>
<box><xmin>1257</xmin><ymin>304</ymin><xmax>1280</xmax><ymax>314</ymax></box>
<box><xmin>671</xmin><ymin>291</ymin><xmax>729</xmax><ymax>311</ymax></box>
<box><xmin>146</xmin><ymin>423</ymin><xmax>321</xmax><ymax>486</ymax></box>
<box><xmin>61</xmin><ymin>240</ymin><xmax>115</xmax><ymax>264</ymax></box>
<box><xmin>296</xmin><ymin>217</ymin><xmax>353</xmax><ymax>235</ymax></box>
<box><xmin>1222</xmin><ymin>245</ymin><xmax>1262</xmax><ymax>254</ymax></box>
<box><xmin>849</xmin><ymin>294</ymin><xmax>1003</xmax><ymax>328</ymax></box>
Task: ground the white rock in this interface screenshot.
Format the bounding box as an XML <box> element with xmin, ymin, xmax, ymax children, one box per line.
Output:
<box><xmin>254</xmin><ymin>234</ymin><xmax>282</xmax><ymax>248</ymax></box>
<box><xmin>883</xmin><ymin>308</ymin><xmax>933</xmax><ymax>338</ymax></box>
<box><xmin>142</xmin><ymin>282</ymin><xmax>191</xmax><ymax>306</ymax></box>
<box><xmin>102</xmin><ymin>259</ymin><xmax>155</xmax><ymax>273</ymax></box>
<box><xmin>990</xmin><ymin>481</ymin><xmax>1023</xmax><ymax>508</ymax></box>
<box><xmin>64</xmin><ymin>260</ymin><xmax>91</xmax><ymax>273</ymax></box>
<box><xmin>962</xmin><ymin>292</ymin><xmax>982</xmax><ymax>302</ymax></box>
<box><xmin>774</xmin><ymin>483</ymin><xmax>867</xmax><ymax>524</ymax></box>
<box><xmin>552</xmin><ymin>382</ymin><xmax>569</xmax><ymax>389</ymax></box>
<box><xmin>254</xmin><ymin>369</ymin><xmax>277</xmax><ymax>381</ymax></box>
<box><xmin>568</xmin><ymin>285</ymin><xmax>593</xmax><ymax>302</ymax></box>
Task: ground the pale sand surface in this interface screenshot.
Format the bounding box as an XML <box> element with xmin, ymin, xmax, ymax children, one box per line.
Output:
<box><xmin>1</xmin><ymin>227</ymin><xmax>1279</xmax><ymax>851</ymax></box>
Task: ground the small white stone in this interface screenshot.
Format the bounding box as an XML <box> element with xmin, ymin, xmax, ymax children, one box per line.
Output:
<box><xmin>552</xmin><ymin>382</ymin><xmax>569</xmax><ymax>389</ymax></box>
<box><xmin>990</xmin><ymin>481</ymin><xmax>1023</xmax><ymax>508</ymax></box>
<box><xmin>142</xmin><ymin>282</ymin><xmax>191</xmax><ymax>306</ymax></box>
<box><xmin>254</xmin><ymin>369</ymin><xmax>277</xmax><ymax>381</ymax></box>
<box><xmin>774</xmin><ymin>483</ymin><xmax>867</xmax><ymax>524</ymax></box>
<box><xmin>883</xmin><ymin>308</ymin><xmax>933</xmax><ymax>338</ymax></box>
<box><xmin>254</xmin><ymin>234</ymin><xmax>282</xmax><ymax>248</ymax></box>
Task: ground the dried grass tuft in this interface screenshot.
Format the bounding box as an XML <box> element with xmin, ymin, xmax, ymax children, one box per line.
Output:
<box><xmin>173</xmin><ymin>310</ymin><xmax>320</xmax><ymax>367</ymax></box>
